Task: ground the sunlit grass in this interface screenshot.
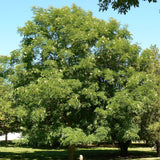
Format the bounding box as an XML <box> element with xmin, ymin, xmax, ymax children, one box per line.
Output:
<box><xmin>0</xmin><ymin>146</ymin><xmax>68</xmax><ymax>160</ymax></box>
<box><xmin>0</xmin><ymin>146</ymin><xmax>65</xmax><ymax>152</ymax></box>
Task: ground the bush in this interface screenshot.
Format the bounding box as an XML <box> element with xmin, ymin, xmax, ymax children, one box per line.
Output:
<box><xmin>13</xmin><ymin>137</ymin><xmax>29</xmax><ymax>147</ymax></box>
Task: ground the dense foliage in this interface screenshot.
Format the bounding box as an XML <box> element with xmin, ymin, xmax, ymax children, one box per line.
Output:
<box><xmin>0</xmin><ymin>4</ymin><xmax>159</xmax><ymax>160</ymax></box>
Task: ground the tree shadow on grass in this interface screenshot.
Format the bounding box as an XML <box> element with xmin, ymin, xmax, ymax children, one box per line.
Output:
<box><xmin>76</xmin><ymin>148</ymin><xmax>158</xmax><ymax>160</ymax></box>
<box><xmin>76</xmin><ymin>149</ymin><xmax>120</xmax><ymax>160</ymax></box>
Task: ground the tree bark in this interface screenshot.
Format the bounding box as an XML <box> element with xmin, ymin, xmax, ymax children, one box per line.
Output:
<box><xmin>68</xmin><ymin>144</ymin><xmax>76</xmax><ymax>160</ymax></box>
<box><xmin>156</xmin><ymin>140</ymin><xmax>160</xmax><ymax>157</ymax></box>
<box><xmin>5</xmin><ymin>132</ymin><xmax>8</xmax><ymax>146</ymax></box>
<box><xmin>118</xmin><ymin>140</ymin><xmax>131</xmax><ymax>156</ymax></box>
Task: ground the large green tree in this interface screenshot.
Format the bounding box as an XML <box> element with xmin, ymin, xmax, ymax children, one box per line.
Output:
<box><xmin>10</xmin><ymin>5</ymin><xmax>111</xmax><ymax>160</ymax></box>
<box><xmin>10</xmin><ymin>4</ymin><xmax>157</xmax><ymax>159</ymax></box>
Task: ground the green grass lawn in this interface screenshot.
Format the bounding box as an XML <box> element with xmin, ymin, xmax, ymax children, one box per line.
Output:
<box><xmin>0</xmin><ymin>141</ymin><xmax>159</xmax><ymax>160</ymax></box>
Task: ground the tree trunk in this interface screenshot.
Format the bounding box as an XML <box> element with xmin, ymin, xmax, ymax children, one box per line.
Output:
<box><xmin>68</xmin><ymin>145</ymin><xmax>76</xmax><ymax>160</ymax></box>
<box><xmin>156</xmin><ymin>140</ymin><xmax>160</xmax><ymax>156</ymax></box>
<box><xmin>5</xmin><ymin>132</ymin><xmax>8</xmax><ymax>146</ymax></box>
<box><xmin>118</xmin><ymin>140</ymin><xmax>131</xmax><ymax>156</ymax></box>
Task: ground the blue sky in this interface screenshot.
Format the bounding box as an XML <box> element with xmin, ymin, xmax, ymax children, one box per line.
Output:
<box><xmin>0</xmin><ymin>0</ymin><xmax>160</xmax><ymax>55</ymax></box>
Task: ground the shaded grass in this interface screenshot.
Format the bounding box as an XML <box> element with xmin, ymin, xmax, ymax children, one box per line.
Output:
<box><xmin>0</xmin><ymin>141</ymin><xmax>159</xmax><ymax>160</ymax></box>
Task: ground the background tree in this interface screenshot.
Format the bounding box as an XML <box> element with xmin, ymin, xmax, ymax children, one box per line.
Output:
<box><xmin>138</xmin><ymin>46</ymin><xmax>160</xmax><ymax>156</ymax></box>
<box><xmin>0</xmin><ymin>55</ymin><xmax>20</xmax><ymax>146</ymax></box>
<box><xmin>94</xmin><ymin>25</ymin><xmax>146</xmax><ymax>155</ymax></box>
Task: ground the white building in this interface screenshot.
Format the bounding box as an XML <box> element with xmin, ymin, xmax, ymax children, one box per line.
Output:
<box><xmin>0</xmin><ymin>132</ymin><xmax>22</xmax><ymax>141</ymax></box>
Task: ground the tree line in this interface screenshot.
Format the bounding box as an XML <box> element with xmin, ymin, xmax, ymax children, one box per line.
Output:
<box><xmin>0</xmin><ymin>5</ymin><xmax>159</xmax><ymax>160</ymax></box>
